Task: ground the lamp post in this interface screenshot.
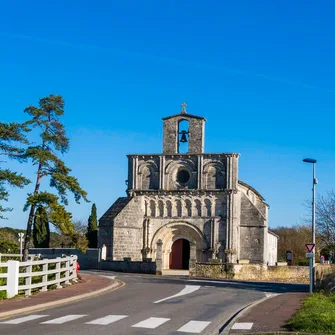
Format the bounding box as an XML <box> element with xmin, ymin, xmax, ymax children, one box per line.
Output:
<box><xmin>303</xmin><ymin>158</ymin><xmax>317</xmax><ymax>292</ymax></box>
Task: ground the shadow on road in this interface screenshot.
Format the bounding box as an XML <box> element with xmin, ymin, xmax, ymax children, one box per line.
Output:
<box><xmin>84</xmin><ymin>270</ymin><xmax>308</xmax><ymax>293</ymax></box>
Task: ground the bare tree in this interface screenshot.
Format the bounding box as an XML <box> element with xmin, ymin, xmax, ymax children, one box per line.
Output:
<box><xmin>315</xmin><ymin>191</ymin><xmax>335</xmax><ymax>256</ymax></box>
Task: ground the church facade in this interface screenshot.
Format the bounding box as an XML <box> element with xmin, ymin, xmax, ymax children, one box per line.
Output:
<box><xmin>99</xmin><ymin>105</ymin><xmax>276</xmax><ymax>269</ymax></box>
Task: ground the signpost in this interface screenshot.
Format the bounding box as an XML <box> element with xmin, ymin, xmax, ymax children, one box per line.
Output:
<box><xmin>18</xmin><ymin>233</ymin><xmax>24</xmax><ymax>261</ymax></box>
<box><xmin>305</xmin><ymin>243</ymin><xmax>315</xmax><ymax>294</ymax></box>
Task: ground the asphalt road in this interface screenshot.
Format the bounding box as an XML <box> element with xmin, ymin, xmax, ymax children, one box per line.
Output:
<box><xmin>0</xmin><ymin>271</ymin><xmax>308</xmax><ymax>335</ymax></box>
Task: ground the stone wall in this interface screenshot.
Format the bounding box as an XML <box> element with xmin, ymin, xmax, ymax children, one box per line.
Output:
<box><xmin>192</xmin><ymin>262</ymin><xmax>309</xmax><ymax>283</ymax></box>
<box><xmin>29</xmin><ymin>248</ymin><xmax>100</xmax><ymax>270</ymax></box>
<box><xmin>99</xmin><ymin>260</ymin><xmax>156</xmax><ymax>274</ymax></box>
<box><xmin>112</xmin><ymin>197</ymin><xmax>143</xmax><ymax>261</ymax></box>
<box><xmin>239</xmin><ymin>192</ymin><xmax>267</xmax><ymax>264</ymax></box>
<box><xmin>315</xmin><ymin>264</ymin><xmax>335</xmax><ymax>291</ymax></box>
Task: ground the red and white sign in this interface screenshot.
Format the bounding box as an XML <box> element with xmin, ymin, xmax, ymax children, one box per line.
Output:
<box><xmin>305</xmin><ymin>243</ymin><xmax>315</xmax><ymax>253</ymax></box>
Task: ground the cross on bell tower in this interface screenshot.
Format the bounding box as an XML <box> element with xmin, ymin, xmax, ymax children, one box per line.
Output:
<box><xmin>181</xmin><ymin>102</ymin><xmax>187</xmax><ymax>114</ymax></box>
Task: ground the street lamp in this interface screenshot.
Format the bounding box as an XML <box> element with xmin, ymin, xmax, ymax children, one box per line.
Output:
<box><xmin>303</xmin><ymin>158</ymin><xmax>317</xmax><ymax>292</ymax></box>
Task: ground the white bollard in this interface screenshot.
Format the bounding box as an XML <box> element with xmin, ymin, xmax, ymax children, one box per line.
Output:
<box><xmin>7</xmin><ymin>260</ymin><xmax>19</xmax><ymax>298</ymax></box>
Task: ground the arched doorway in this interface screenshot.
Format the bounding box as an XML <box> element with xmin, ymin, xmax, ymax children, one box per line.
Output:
<box><xmin>169</xmin><ymin>239</ymin><xmax>190</xmax><ymax>269</ymax></box>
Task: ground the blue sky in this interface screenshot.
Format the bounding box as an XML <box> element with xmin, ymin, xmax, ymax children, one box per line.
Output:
<box><xmin>0</xmin><ymin>1</ymin><xmax>334</xmax><ymax>230</ymax></box>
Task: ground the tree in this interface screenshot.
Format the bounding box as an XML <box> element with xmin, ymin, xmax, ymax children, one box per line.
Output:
<box><xmin>32</xmin><ymin>206</ymin><xmax>50</xmax><ymax>248</ymax></box>
<box><xmin>87</xmin><ymin>203</ymin><xmax>98</xmax><ymax>248</ymax></box>
<box><xmin>0</xmin><ymin>122</ymin><xmax>30</xmax><ymax>218</ymax></box>
<box><xmin>314</xmin><ymin>191</ymin><xmax>335</xmax><ymax>258</ymax></box>
<box><xmin>22</xmin><ymin>94</ymin><xmax>89</xmax><ymax>261</ymax></box>
<box><xmin>0</xmin><ymin>227</ymin><xmax>26</xmax><ymax>253</ymax></box>
<box><xmin>272</xmin><ymin>225</ymin><xmax>320</xmax><ymax>264</ymax></box>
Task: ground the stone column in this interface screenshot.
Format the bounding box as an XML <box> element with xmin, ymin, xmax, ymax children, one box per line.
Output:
<box><xmin>156</xmin><ymin>239</ymin><xmax>163</xmax><ymax>275</ymax></box>
<box><xmin>226</xmin><ymin>190</ymin><xmax>238</xmax><ymax>263</ymax></box>
<box><xmin>189</xmin><ymin>241</ymin><xmax>197</xmax><ymax>277</ymax></box>
<box><xmin>197</xmin><ymin>155</ymin><xmax>203</xmax><ymax>189</ymax></box>
<box><xmin>159</xmin><ymin>156</ymin><xmax>165</xmax><ymax>190</ymax></box>
<box><xmin>134</xmin><ymin>156</ymin><xmax>138</xmax><ymax>190</ymax></box>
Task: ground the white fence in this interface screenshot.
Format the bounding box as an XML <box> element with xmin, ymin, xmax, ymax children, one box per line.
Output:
<box><xmin>0</xmin><ymin>255</ymin><xmax>78</xmax><ymax>298</ymax></box>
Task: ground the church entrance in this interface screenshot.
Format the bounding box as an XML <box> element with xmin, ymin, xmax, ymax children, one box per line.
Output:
<box><xmin>169</xmin><ymin>239</ymin><xmax>190</xmax><ymax>270</ymax></box>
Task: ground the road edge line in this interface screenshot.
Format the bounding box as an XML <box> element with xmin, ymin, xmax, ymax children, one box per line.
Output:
<box><xmin>217</xmin><ymin>293</ymin><xmax>282</xmax><ymax>335</ymax></box>
<box><xmin>0</xmin><ymin>278</ymin><xmax>125</xmax><ymax>319</ymax></box>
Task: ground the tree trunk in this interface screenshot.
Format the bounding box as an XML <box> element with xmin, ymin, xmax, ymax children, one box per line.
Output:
<box><xmin>23</xmin><ymin>162</ymin><xmax>43</xmax><ymax>261</ymax></box>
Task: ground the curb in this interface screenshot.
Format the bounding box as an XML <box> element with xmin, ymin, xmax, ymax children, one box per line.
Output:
<box><xmin>0</xmin><ymin>278</ymin><xmax>125</xmax><ymax>319</ymax></box>
<box><xmin>219</xmin><ymin>293</ymin><xmax>282</xmax><ymax>335</ymax></box>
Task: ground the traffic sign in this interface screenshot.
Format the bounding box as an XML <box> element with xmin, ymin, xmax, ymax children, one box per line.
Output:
<box><xmin>306</xmin><ymin>252</ymin><xmax>314</xmax><ymax>258</ymax></box>
<box><xmin>305</xmin><ymin>243</ymin><xmax>315</xmax><ymax>253</ymax></box>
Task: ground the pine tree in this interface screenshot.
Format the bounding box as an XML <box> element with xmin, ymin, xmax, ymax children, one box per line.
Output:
<box><xmin>0</xmin><ymin>122</ymin><xmax>30</xmax><ymax>218</ymax></box>
<box><xmin>87</xmin><ymin>203</ymin><xmax>98</xmax><ymax>248</ymax></box>
<box><xmin>22</xmin><ymin>94</ymin><xmax>89</xmax><ymax>260</ymax></box>
<box><xmin>33</xmin><ymin>206</ymin><xmax>50</xmax><ymax>248</ymax></box>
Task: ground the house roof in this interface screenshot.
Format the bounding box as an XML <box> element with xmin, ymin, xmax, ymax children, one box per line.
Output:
<box><xmin>99</xmin><ymin>197</ymin><xmax>131</xmax><ymax>222</ymax></box>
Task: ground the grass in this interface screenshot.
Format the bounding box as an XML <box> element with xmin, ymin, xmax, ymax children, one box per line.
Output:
<box><xmin>287</xmin><ymin>293</ymin><xmax>335</xmax><ymax>333</ymax></box>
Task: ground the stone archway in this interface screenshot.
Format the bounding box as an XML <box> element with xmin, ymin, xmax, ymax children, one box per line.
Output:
<box><xmin>150</xmin><ymin>221</ymin><xmax>206</xmax><ymax>269</ymax></box>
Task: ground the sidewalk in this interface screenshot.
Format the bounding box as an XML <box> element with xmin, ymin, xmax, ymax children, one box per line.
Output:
<box><xmin>0</xmin><ymin>274</ymin><xmax>121</xmax><ymax>317</ymax></box>
<box><xmin>229</xmin><ymin>292</ymin><xmax>308</xmax><ymax>334</ymax></box>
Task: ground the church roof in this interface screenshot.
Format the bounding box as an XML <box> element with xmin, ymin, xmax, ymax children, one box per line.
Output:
<box><xmin>99</xmin><ymin>197</ymin><xmax>132</xmax><ymax>222</ymax></box>
<box><xmin>238</xmin><ymin>180</ymin><xmax>265</xmax><ymax>201</ymax></box>
<box><xmin>162</xmin><ymin>113</ymin><xmax>206</xmax><ymax>121</ymax></box>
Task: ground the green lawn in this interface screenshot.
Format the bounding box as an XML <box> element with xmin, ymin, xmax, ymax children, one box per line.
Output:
<box><xmin>287</xmin><ymin>293</ymin><xmax>335</xmax><ymax>333</ymax></box>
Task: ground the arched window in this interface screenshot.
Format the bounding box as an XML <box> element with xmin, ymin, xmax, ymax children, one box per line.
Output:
<box><xmin>149</xmin><ymin>200</ymin><xmax>156</xmax><ymax>217</ymax></box>
<box><xmin>195</xmin><ymin>199</ymin><xmax>201</xmax><ymax>217</ymax></box>
<box><xmin>205</xmin><ymin>199</ymin><xmax>212</xmax><ymax>217</ymax></box>
<box><xmin>176</xmin><ymin>199</ymin><xmax>182</xmax><ymax>217</ymax></box>
<box><xmin>158</xmin><ymin>200</ymin><xmax>164</xmax><ymax>217</ymax></box>
<box><xmin>166</xmin><ymin>200</ymin><xmax>172</xmax><ymax>217</ymax></box>
<box><xmin>185</xmin><ymin>199</ymin><xmax>192</xmax><ymax>217</ymax></box>
<box><xmin>178</xmin><ymin>119</ymin><xmax>189</xmax><ymax>153</ymax></box>
<box><xmin>205</xmin><ymin>164</ymin><xmax>225</xmax><ymax>189</ymax></box>
<box><xmin>207</xmin><ymin>166</ymin><xmax>217</xmax><ymax>189</ymax></box>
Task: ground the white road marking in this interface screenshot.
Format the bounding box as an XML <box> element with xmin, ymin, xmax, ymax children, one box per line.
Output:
<box><xmin>231</xmin><ymin>322</ymin><xmax>253</xmax><ymax>330</ymax></box>
<box><xmin>41</xmin><ymin>315</ymin><xmax>87</xmax><ymax>324</ymax></box>
<box><xmin>131</xmin><ymin>317</ymin><xmax>170</xmax><ymax>329</ymax></box>
<box><xmin>0</xmin><ymin>315</ymin><xmax>49</xmax><ymax>324</ymax></box>
<box><xmin>177</xmin><ymin>320</ymin><xmax>211</xmax><ymax>333</ymax></box>
<box><xmin>154</xmin><ymin>285</ymin><xmax>201</xmax><ymax>303</ymax></box>
<box><xmin>85</xmin><ymin>315</ymin><xmax>128</xmax><ymax>325</ymax></box>
<box><xmin>265</xmin><ymin>292</ymin><xmax>279</xmax><ymax>298</ymax></box>
<box><xmin>101</xmin><ymin>275</ymin><xmax>115</xmax><ymax>279</ymax></box>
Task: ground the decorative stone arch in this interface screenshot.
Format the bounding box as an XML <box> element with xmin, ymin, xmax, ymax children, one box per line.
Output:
<box><xmin>138</xmin><ymin>161</ymin><xmax>159</xmax><ymax>190</ymax></box>
<box><xmin>150</xmin><ymin>221</ymin><xmax>207</xmax><ymax>269</ymax></box>
<box><xmin>203</xmin><ymin>161</ymin><xmax>226</xmax><ymax>189</ymax></box>
<box><xmin>164</xmin><ymin>159</ymin><xmax>197</xmax><ymax>190</ymax></box>
<box><xmin>165</xmin><ymin>159</ymin><xmax>196</xmax><ymax>175</ymax></box>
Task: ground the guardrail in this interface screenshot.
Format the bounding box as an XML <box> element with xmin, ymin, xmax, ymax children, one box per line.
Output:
<box><xmin>0</xmin><ymin>255</ymin><xmax>78</xmax><ymax>298</ymax></box>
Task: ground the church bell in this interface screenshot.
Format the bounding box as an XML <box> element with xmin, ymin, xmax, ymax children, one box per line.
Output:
<box><xmin>179</xmin><ymin>130</ymin><xmax>188</xmax><ymax>143</ymax></box>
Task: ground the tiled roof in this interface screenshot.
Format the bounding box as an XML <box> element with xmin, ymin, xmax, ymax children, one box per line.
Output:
<box><xmin>99</xmin><ymin>197</ymin><xmax>132</xmax><ymax>222</ymax></box>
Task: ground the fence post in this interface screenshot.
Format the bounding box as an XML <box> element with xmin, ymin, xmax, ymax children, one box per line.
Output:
<box><xmin>55</xmin><ymin>259</ymin><xmax>62</xmax><ymax>289</ymax></box>
<box><xmin>64</xmin><ymin>260</ymin><xmax>70</xmax><ymax>285</ymax></box>
<box><xmin>41</xmin><ymin>262</ymin><xmax>48</xmax><ymax>292</ymax></box>
<box><xmin>7</xmin><ymin>261</ymin><xmax>19</xmax><ymax>298</ymax></box>
<box><xmin>25</xmin><ymin>263</ymin><xmax>32</xmax><ymax>296</ymax></box>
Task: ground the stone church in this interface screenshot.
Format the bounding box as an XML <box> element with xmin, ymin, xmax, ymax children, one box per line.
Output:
<box><xmin>99</xmin><ymin>104</ymin><xmax>276</xmax><ymax>269</ymax></box>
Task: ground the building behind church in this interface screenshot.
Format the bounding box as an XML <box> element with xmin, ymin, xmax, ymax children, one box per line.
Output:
<box><xmin>99</xmin><ymin>104</ymin><xmax>278</xmax><ymax>269</ymax></box>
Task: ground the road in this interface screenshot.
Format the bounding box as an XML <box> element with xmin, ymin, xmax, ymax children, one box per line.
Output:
<box><xmin>0</xmin><ymin>271</ymin><xmax>308</xmax><ymax>335</ymax></box>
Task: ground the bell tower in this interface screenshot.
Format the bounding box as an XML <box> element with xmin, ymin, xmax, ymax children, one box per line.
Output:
<box><xmin>162</xmin><ymin>103</ymin><xmax>206</xmax><ymax>154</ymax></box>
